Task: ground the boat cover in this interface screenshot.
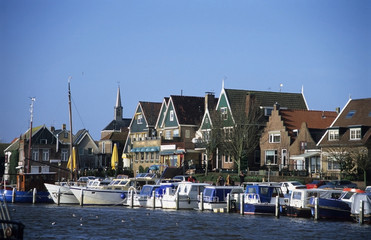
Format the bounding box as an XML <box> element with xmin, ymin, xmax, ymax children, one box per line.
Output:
<box><xmin>351</xmin><ymin>193</ymin><xmax>371</xmax><ymax>215</ymax></box>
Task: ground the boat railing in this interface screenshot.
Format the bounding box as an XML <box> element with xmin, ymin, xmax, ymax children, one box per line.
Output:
<box><xmin>245</xmin><ymin>193</ymin><xmax>260</xmax><ymax>203</ymax></box>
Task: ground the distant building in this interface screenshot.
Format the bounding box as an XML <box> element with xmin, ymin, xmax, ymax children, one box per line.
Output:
<box><xmin>98</xmin><ymin>86</ymin><xmax>130</xmax><ymax>170</ymax></box>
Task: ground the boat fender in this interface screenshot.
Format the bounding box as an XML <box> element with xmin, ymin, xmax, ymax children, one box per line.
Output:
<box><xmin>121</xmin><ymin>193</ymin><xmax>126</xmax><ymax>199</ymax></box>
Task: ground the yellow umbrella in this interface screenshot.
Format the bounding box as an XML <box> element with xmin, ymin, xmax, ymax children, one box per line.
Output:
<box><xmin>67</xmin><ymin>147</ymin><xmax>77</xmax><ymax>171</ymax></box>
<box><xmin>111</xmin><ymin>143</ymin><xmax>119</xmax><ymax>170</ymax></box>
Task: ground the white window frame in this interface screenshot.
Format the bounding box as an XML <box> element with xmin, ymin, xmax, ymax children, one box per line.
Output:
<box><xmin>42</xmin><ymin>149</ymin><xmax>49</xmax><ymax>162</ymax></box>
<box><xmin>185</xmin><ymin>129</ymin><xmax>190</xmax><ymax>139</ymax></box>
<box><xmin>350</xmin><ymin>128</ymin><xmax>361</xmax><ymax>140</ymax></box>
<box><xmin>269</xmin><ymin>132</ymin><xmax>281</xmax><ymax>143</ymax></box>
<box><xmin>265</xmin><ymin>150</ymin><xmax>278</xmax><ymax>165</ymax></box>
<box><xmin>170</xmin><ymin>110</ymin><xmax>174</xmax><ymax>121</ymax></box>
<box><xmin>221</xmin><ymin>107</ymin><xmax>228</xmax><ymax>120</ymax></box>
<box><xmin>165</xmin><ymin>130</ymin><xmax>172</xmax><ymax>140</ymax></box>
<box><xmin>137</xmin><ymin>114</ymin><xmax>143</xmax><ymax>124</ymax></box>
<box><xmin>173</xmin><ymin>129</ymin><xmax>179</xmax><ymax>137</ymax></box>
<box><xmin>327</xmin><ymin>156</ymin><xmax>340</xmax><ymax>171</ymax></box>
<box><xmin>328</xmin><ymin>129</ymin><xmax>339</xmax><ymax>141</ymax></box>
<box><xmin>32</xmin><ymin>149</ymin><xmax>39</xmax><ymax>161</ymax></box>
<box><xmin>61</xmin><ymin>149</ymin><xmax>68</xmax><ymax>161</ymax></box>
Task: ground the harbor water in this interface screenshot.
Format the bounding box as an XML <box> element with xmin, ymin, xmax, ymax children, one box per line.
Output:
<box><xmin>7</xmin><ymin>203</ymin><xmax>371</xmax><ymax>240</ymax></box>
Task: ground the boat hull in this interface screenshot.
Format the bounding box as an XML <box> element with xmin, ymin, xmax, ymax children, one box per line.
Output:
<box><xmin>44</xmin><ymin>183</ymin><xmax>79</xmax><ymax>204</ymax></box>
<box><xmin>0</xmin><ymin>189</ymin><xmax>53</xmax><ymax>203</ymax></box>
<box><xmin>309</xmin><ymin>197</ymin><xmax>351</xmax><ymax>220</ymax></box>
<box><xmin>244</xmin><ymin>203</ymin><xmax>276</xmax><ymax>215</ymax></box>
<box><xmin>70</xmin><ymin>187</ymin><xmax>127</xmax><ymax>205</ymax></box>
<box><xmin>286</xmin><ymin>206</ymin><xmax>312</xmax><ymax>218</ymax></box>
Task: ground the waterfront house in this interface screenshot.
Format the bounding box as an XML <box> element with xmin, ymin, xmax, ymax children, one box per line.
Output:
<box><xmin>260</xmin><ymin>104</ymin><xmax>337</xmax><ymax>177</ymax></box>
<box><xmin>124</xmin><ymin>101</ymin><xmax>162</xmax><ymax>175</ymax></box>
<box><xmin>157</xmin><ymin>95</ymin><xmax>205</xmax><ymax>173</ymax></box>
<box><xmin>213</xmin><ymin>87</ymin><xmax>308</xmax><ymax>171</ymax></box>
<box><xmin>317</xmin><ymin>98</ymin><xmax>371</xmax><ymax>180</ymax></box>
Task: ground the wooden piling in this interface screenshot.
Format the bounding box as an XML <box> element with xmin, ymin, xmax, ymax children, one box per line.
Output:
<box><xmin>240</xmin><ymin>194</ymin><xmax>244</xmax><ymax>215</ymax></box>
<box><xmin>80</xmin><ymin>189</ymin><xmax>84</xmax><ymax>206</ymax></box>
<box><xmin>32</xmin><ymin>188</ymin><xmax>37</xmax><ymax>204</ymax></box>
<box><xmin>130</xmin><ymin>190</ymin><xmax>134</xmax><ymax>208</ymax></box>
<box><xmin>226</xmin><ymin>193</ymin><xmax>230</xmax><ymax>213</ymax></box>
<box><xmin>152</xmin><ymin>190</ymin><xmax>156</xmax><ymax>209</ymax></box>
<box><xmin>359</xmin><ymin>200</ymin><xmax>364</xmax><ymax>225</ymax></box>
<box><xmin>57</xmin><ymin>187</ymin><xmax>61</xmax><ymax>206</ymax></box>
<box><xmin>11</xmin><ymin>188</ymin><xmax>16</xmax><ymax>203</ymax></box>
<box><xmin>314</xmin><ymin>197</ymin><xmax>319</xmax><ymax>220</ymax></box>
<box><xmin>275</xmin><ymin>196</ymin><xmax>280</xmax><ymax>218</ymax></box>
<box><xmin>200</xmin><ymin>192</ymin><xmax>204</xmax><ymax>211</ymax></box>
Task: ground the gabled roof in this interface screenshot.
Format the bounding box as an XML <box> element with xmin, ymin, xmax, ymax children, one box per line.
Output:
<box><xmin>170</xmin><ymin>95</ymin><xmax>205</xmax><ymax>125</ymax></box>
<box><xmin>140</xmin><ymin>101</ymin><xmax>162</xmax><ymax>126</ymax></box>
<box><xmin>224</xmin><ymin>88</ymin><xmax>308</xmax><ymax>114</ymax></box>
<box><xmin>73</xmin><ymin>129</ymin><xmax>98</xmax><ymax>147</ymax></box>
<box><xmin>280</xmin><ymin>109</ymin><xmax>337</xmax><ymax>133</ymax></box>
<box><xmin>318</xmin><ymin>98</ymin><xmax>371</xmax><ymax>146</ymax></box>
<box><xmin>102</xmin><ymin>119</ymin><xmax>131</xmax><ymax>131</ymax></box>
<box><xmin>331</xmin><ymin>98</ymin><xmax>371</xmax><ymax>127</ymax></box>
<box><xmin>155</xmin><ymin>97</ymin><xmax>170</xmax><ymax>128</ymax></box>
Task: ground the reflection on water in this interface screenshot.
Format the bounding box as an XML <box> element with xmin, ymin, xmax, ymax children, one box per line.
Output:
<box><xmin>8</xmin><ymin>204</ymin><xmax>371</xmax><ymax>240</ymax></box>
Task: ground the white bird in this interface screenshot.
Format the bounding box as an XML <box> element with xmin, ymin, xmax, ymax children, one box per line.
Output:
<box><xmin>52</xmin><ymin>222</ymin><xmax>56</xmax><ymax>225</ymax></box>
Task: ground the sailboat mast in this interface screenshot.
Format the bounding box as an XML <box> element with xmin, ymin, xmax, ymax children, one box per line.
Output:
<box><xmin>27</xmin><ymin>97</ymin><xmax>36</xmax><ymax>173</ymax></box>
<box><xmin>68</xmin><ymin>77</ymin><xmax>74</xmax><ymax>180</ymax></box>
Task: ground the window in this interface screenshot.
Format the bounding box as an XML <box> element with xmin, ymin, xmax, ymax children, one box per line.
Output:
<box><xmin>170</xmin><ymin>110</ymin><xmax>174</xmax><ymax>121</ymax></box>
<box><xmin>185</xmin><ymin>130</ymin><xmax>190</xmax><ymax>139</ymax></box>
<box><xmin>42</xmin><ymin>149</ymin><xmax>49</xmax><ymax>161</ymax></box>
<box><xmin>281</xmin><ymin>149</ymin><xmax>287</xmax><ymax>166</ymax></box>
<box><xmin>64</xmin><ymin>132</ymin><xmax>68</xmax><ymax>138</ymax></box>
<box><xmin>346</xmin><ymin>110</ymin><xmax>356</xmax><ymax>119</ymax></box>
<box><xmin>202</xmin><ymin>130</ymin><xmax>210</xmax><ymax>141</ymax></box>
<box><xmin>221</xmin><ymin>107</ymin><xmax>228</xmax><ymax>120</ymax></box>
<box><xmin>88</xmin><ymin>148</ymin><xmax>93</xmax><ymax>155</ymax></box>
<box><xmin>300</xmin><ymin>141</ymin><xmax>307</xmax><ymax>150</ymax></box>
<box><xmin>269</xmin><ymin>132</ymin><xmax>281</xmax><ymax>143</ymax></box>
<box><xmin>137</xmin><ymin>114</ymin><xmax>143</xmax><ymax>124</ymax></box>
<box><xmin>32</xmin><ymin>149</ymin><xmax>39</xmax><ymax>161</ymax></box>
<box><xmin>328</xmin><ymin>129</ymin><xmax>339</xmax><ymax>141</ymax></box>
<box><xmin>327</xmin><ymin>157</ymin><xmax>340</xmax><ymax>170</ymax></box>
<box><xmin>173</xmin><ymin>129</ymin><xmax>179</xmax><ymax>137</ymax></box>
<box><xmin>350</xmin><ymin>128</ymin><xmax>361</xmax><ymax>140</ymax></box>
<box><xmin>61</xmin><ymin>149</ymin><xmax>68</xmax><ymax>161</ymax></box>
<box><xmin>40</xmin><ymin>139</ymin><xmax>47</xmax><ymax>144</ymax></box>
<box><xmin>264</xmin><ymin>107</ymin><xmax>273</xmax><ymax>116</ymax></box>
<box><xmin>102</xmin><ymin>142</ymin><xmax>105</xmax><ymax>154</ymax></box>
<box><xmin>165</xmin><ymin>130</ymin><xmax>172</xmax><ymax>140</ymax></box>
<box><xmin>265</xmin><ymin>150</ymin><xmax>278</xmax><ymax>165</ymax></box>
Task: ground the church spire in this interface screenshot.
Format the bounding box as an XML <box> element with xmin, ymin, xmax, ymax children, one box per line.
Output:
<box><xmin>114</xmin><ymin>86</ymin><xmax>123</xmax><ymax>121</ymax></box>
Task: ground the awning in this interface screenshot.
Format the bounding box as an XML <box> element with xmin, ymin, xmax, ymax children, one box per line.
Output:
<box><xmin>290</xmin><ymin>151</ymin><xmax>320</xmax><ymax>160</ymax></box>
<box><xmin>160</xmin><ymin>149</ymin><xmax>185</xmax><ymax>155</ymax></box>
<box><xmin>130</xmin><ymin>146</ymin><xmax>160</xmax><ymax>153</ymax></box>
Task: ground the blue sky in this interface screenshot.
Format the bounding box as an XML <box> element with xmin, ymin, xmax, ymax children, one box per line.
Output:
<box><xmin>1</xmin><ymin>0</ymin><xmax>370</xmax><ymax>143</ymax></box>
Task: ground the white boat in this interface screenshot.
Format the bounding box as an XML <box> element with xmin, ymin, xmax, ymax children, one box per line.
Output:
<box><xmin>69</xmin><ymin>186</ymin><xmax>127</xmax><ymax>205</ymax></box>
<box><xmin>44</xmin><ymin>182</ymin><xmax>79</xmax><ymax>204</ymax></box>
<box><xmin>287</xmin><ymin>188</ymin><xmax>342</xmax><ymax>218</ymax></box>
<box><xmin>161</xmin><ymin>182</ymin><xmax>210</xmax><ymax>210</ymax></box>
<box><xmin>127</xmin><ymin>184</ymin><xmax>161</xmax><ymax>208</ymax></box>
<box><xmin>198</xmin><ymin>185</ymin><xmax>244</xmax><ymax>211</ymax></box>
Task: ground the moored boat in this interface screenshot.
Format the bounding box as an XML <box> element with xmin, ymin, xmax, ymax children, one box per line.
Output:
<box><xmin>161</xmin><ymin>182</ymin><xmax>210</xmax><ymax>210</ymax></box>
<box><xmin>198</xmin><ymin>185</ymin><xmax>244</xmax><ymax>211</ymax></box>
<box><xmin>243</xmin><ymin>183</ymin><xmax>287</xmax><ymax>215</ymax></box>
<box><xmin>351</xmin><ymin>192</ymin><xmax>371</xmax><ymax>224</ymax></box>
<box><xmin>308</xmin><ymin>188</ymin><xmax>365</xmax><ymax>220</ymax></box>
<box><xmin>287</xmin><ymin>188</ymin><xmax>342</xmax><ymax>218</ymax></box>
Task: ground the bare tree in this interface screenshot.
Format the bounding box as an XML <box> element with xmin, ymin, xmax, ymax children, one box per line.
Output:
<box><xmin>351</xmin><ymin>147</ymin><xmax>370</xmax><ymax>187</ymax></box>
<box><xmin>326</xmin><ymin>147</ymin><xmax>356</xmax><ymax>179</ymax></box>
<box><xmin>220</xmin><ymin>97</ymin><xmax>264</xmax><ymax>173</ymax></box>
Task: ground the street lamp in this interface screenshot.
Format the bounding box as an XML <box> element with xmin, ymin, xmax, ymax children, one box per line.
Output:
<box><xmin>267</xmin><ymin>160</ymin><xmax>271</xmax><ymax>182</ymax></box>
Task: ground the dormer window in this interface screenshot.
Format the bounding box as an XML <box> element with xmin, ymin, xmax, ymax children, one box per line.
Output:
<box><xmin>346</xmin><ymin>110</ymin><xmax>356</xmax><ymax>119</ymax></box>
<box><xmin>328</xmin><ymin>129</ymin><xmax>339</xmax><ymax>141</ymax></box>
<box><xmin>350</xmin><ymin>127</ymin><xmax>361</xmax><ymax>140</ymax></box>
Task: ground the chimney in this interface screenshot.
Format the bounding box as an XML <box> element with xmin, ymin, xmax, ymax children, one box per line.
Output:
<box><xmin>50</xmin><ymin>126</ymin><xmax>55</xmax><ymax>132</ymax></box>
<box><xmin>336</xmin><ymin>107</ymin><xmax>340</xmax><ymax>114</ymax></box>
<box><xmin>274</xmin><ymin>102</ymin><xmax>280</xmax><ymax>111</ymax></box>
<box><xmin>62</xmin><ymin>124</ymin><xmax>66</xmax><ymax>130</ymax></box>
<box><xmin>205</xmin><ymin>92</ymin><xmax>215</xmax><ymax>110</ymax></box>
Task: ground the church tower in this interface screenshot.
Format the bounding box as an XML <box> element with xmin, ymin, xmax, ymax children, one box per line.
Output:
<box><xmin>114</xmin><ymin>86</ymin><xmax>123</xmax><ymax>121</ymax></box>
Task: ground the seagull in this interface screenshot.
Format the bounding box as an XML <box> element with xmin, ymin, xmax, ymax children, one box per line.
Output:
<box><xmin>72</xmin><ymin>214</ymin><xmax>76</xmax><ymax>217</ymax></box>
<box><xmin>96</xmin><ymin>215</ymin><xmax>99</xmax><ymax>219</ymax></box>
<box><xmin>121</xmin><ymin>219</ymin><xmax>125</xmax><ymax>223</ymax></box>
<box><xmin>52</xmin><ymin>222</ymin><xmax>56</xmax><ymax>225</ymax></box>
<box><xmin>80</xmin><ymin>217</ymin><xmax>83</xmax><ymax>221</ymax></box>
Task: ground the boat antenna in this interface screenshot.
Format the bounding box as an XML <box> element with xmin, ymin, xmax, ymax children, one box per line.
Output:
<box><xmin>27</xmin><ymin>97</ymin><xmax>36</xmax><ymax>173</ymax></box>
